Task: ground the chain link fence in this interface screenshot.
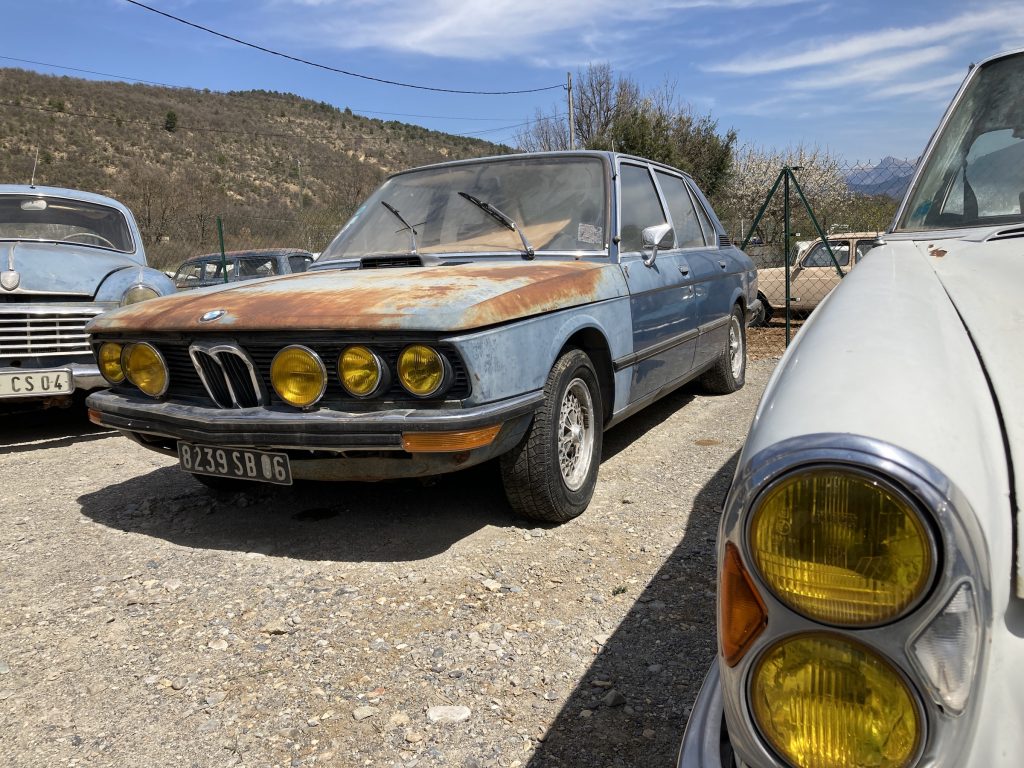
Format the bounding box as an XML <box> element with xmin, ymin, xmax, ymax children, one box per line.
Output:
<box><xmin>713</xmin><ymin>159</ymin><xmax>915</xmax><ymax>342</ymax></box>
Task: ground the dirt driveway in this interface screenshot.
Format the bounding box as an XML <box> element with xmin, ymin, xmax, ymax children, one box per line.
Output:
<box><xmin>1</xmin><ymin>358</ymin><xmax>775</xmax><ymax>768</ymax></box>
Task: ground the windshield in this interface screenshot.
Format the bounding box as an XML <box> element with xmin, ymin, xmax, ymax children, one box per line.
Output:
<box><xmin>320</xmin><ymin>156</ymin><xmax>609</xmax><ymax>260</ymax></box>
<box><xmin>0</xmin><ymin>195</ymin><xmax>134</xmax><ymax>252</ymax></box>
<box><xmin>898</xmin><ymin>53</ymin><xmax>1024</xmax><ymax>231</ymax></box>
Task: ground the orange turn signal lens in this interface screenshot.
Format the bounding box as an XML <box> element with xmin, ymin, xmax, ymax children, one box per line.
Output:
<box><xmin>402</xmin><ymin>424</ymin><xmax>502</xmax><ymax>453</ymax></box>
<box><xmin>721</xmin><ymin>541</ymin><xmax>767</xmax><ymax>667</ymax></box>
<box><xmin>87</xmin><ymin>408</ymin><xmax>104</xmax><ymax>426</ymax></box>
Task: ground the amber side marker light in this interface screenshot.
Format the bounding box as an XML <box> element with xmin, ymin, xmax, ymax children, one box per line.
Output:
<box><xmin>402</xmin><ymin>424</ymin><xmax>502</xmax><ymax>453</ymax></box>
<box><xmin>721</xmin><ymin>541</ymin><xmax>768</xmax><ymax>666</ymax></box>
<box><xmin>87</xmin><ymin>408</ymin><xmax>104</xmax><ymax>427</ymax></box>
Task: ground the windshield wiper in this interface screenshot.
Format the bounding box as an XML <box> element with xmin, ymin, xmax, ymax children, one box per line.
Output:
<box><xmin>380</xmin><ymin>201</ymin><xmax>418</xmax><ymax>255</ymax></box>
<box><xmin>458</xmin><ymin>192</ymin><xmax>535</xmax><ymax>260</ymax></box>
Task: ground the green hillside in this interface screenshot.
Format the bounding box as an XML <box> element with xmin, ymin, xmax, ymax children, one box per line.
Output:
<box><xmin>0</xmin><ymin>68</ymin><xmax>510</xmax><ymax>268</ymax></box>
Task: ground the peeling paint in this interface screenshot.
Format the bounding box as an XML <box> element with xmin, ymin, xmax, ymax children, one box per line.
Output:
<box><xmin>87</xmin><ymin>260</ymin><xmax>627</xmax><ymax>334</ymax></box>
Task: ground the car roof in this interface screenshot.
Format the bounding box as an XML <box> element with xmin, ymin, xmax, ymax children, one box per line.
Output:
<box><xmin>183</xmin><ymin>248</ymin><xmax>312</xmax><ymax>263</ymax></box>
<box><xmin>0</xmin><ymin>184</ymin><xmax>135</xmax><ymax>216</ymax></box>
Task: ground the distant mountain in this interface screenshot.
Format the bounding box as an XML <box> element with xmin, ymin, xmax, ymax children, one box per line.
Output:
<box><xmin>847</xmin><ymin>156</ymin><xmax>917</xmax><ymax>199</ymax></box>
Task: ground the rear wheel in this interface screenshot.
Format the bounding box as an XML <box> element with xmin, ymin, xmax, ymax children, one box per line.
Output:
<box><xmin>750</xmin><ymin>292</ymin><xmax>773</xmax><ymax>326</ymax></box>
<box><xmin>699</xmin><ymin>305</ymin><xmax>746</xmax><ymax>394</ymax></box>
<box><xmin>500</xmin><ymin>349</ymin><xmax>603</xmax><ymax>523</ymax></box>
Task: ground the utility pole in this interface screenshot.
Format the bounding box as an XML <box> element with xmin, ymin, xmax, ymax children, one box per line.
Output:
<box><xmin>567</xmin><ymin>72</ymin><xmax>575</xmax><ymax>150</ymax></box>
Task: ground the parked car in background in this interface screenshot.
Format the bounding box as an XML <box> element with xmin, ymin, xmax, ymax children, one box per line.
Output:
<box><xmin>752</xmin><ymin>231</ymin><xmax>880</xmax><ymax>324</ymax></box>
<box><xmin>85</xmin><ymin>151</ymin><xmax>758</xmax><ymax>522</ymax></box>
<box><xmin>173</xmin><ymin>248</ymin><xmax>315</xmax><ymax>290</ymax></box>
<box><xmin>0</xmin><ymin>185</ymin><xmax>174</xmax><ymax>406</ymax></box>
<box><xmin>679</xmin><ymin>48</ymin><xmax>1024</xmax><ymax>768</ymax></box>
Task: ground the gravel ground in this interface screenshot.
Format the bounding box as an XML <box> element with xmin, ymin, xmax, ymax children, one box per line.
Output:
<box><xmin>1</xmin><ymin>357</ymin><xmax>777</xmax><ymax>768</ymax></box>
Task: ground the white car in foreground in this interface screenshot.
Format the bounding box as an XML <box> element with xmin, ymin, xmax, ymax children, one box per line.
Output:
<box><xmin>679</xmin><ymin>48</ymin><xmax>1024</xmax><ymax>768</ymax></box>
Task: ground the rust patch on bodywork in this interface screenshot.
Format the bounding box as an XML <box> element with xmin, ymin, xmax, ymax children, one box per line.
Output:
<box><xmin>87</xmin><ymin>261</ymin><xmax>626</xmax><ymax>334</ymax></box>
<box><xmin>928</xmin><ymin>245</ymin><xmax>947</xmax><ymax>258</ymax></box>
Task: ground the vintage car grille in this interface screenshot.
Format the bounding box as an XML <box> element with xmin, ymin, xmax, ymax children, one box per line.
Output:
<box><xmin>0</xmin><ymin>307</ymin><xmax>104</xmax><ymax>359</ymax></box>
<box><xmin>108</xmin><ymin>337</ymin><xmax>471</xmax><ymax>407</ymax></box>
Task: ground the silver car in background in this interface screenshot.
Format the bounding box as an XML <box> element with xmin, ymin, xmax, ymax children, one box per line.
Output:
<box><xmin>0</xmin><ymin>185</ymin><xmax>174</xmax><ymax>406</ymax></box>
<box><xmin>680</xmin><ymin>48</ymin><xmax>1024</xmax><ymax>768</ymax></box>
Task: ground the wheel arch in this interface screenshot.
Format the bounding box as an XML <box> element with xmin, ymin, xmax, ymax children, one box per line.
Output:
<box><xmin>558</xmin><ymin>326</ymin><xmax>614</xmax><ymax>428</ymax></box>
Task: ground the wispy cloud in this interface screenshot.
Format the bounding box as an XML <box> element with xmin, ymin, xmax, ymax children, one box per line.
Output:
<box><xmin>786</xmin><ymin>46</ymin><xmax>950</xmax><ymax>91</ymax></box>
<box><xmin>267</xmin><ymin>0</ymin><xmax>813</xmax><ymax>62</ymax></box>
<box><xmin>704</xmin><ymin>7</ymin><xmax>1014</xmax><ymax>75</ymax></box>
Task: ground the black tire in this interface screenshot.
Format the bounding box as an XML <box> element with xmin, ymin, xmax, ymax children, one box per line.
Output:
<box><xmin>750</xmin><ymin>292</ymin><xmax>773</xmax><ymax>326</ymax></box>
<box><xmin>500</xmin><ymin>349</ymin><xmax>603</xmax><ymax>523</ymax></box>
<box><xmin>699</xmin><ymin>305</ymin><xmax>746</xmax><ymax>394</ymax></box>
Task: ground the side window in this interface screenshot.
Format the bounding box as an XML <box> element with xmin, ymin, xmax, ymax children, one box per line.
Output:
<box><xmin>803</xmin><ymin>241</ymin><xmax>850</xmax><ymax>267</ymax></box>
<box><xmin>689</xmin><ymin>186</ymin><xmax>716</xmax><ymax>245</ymax></box>
<box><xmin>855</xmin><ymin>240</ymin><xmax>878</xmax><ymax>262</ymax></box>
<box><xmin>655</xmin><ymin>171</ymin><xmax>705</xmax><ymax>248</ymax></box>
<box><xmin>619</xmin><ymin>164</ymin><xmax>667</xmax><ymax>253</ymax></box>
<box><xmin>289</xmin><ymin>254</ymin><xmax>312</xmax><ymax>273</ymax></box>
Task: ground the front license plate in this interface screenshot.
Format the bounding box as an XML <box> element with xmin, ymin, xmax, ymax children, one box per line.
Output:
<box><xmin>0</xmin><ymin>369</ymin><xmax>73</xmax><ymax>398</ymax></box>
<box><xmin>177</xmin><ymin>442</ymin><xmax>293</xmax><ymax>485</ymax></box>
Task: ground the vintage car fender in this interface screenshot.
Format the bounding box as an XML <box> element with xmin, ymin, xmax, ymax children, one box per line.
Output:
<box><xmin>720</xmin><ymin>240</ymin><xmax>1024</xmax><ymax>766</ymax></box>
<box><xmin>94</xmin><ymin>264</ymin><xmax>177</xmax><ymax>304</ymax></box>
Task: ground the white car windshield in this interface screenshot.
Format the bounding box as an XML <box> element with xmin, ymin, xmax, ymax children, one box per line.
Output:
<box><xmin>0</xmin><ymin>195</ymin><xmax>133</xmax><ymax>252</ymax></box>
<box><xmin>320</xmin><ymin>156</ymin><xmax>609</xmax><ymax>260</ymax></box>
<box><xmin>898</xmin><ymin>52</ymin><xmax>1024</xmax><ymax>231</ymax></box>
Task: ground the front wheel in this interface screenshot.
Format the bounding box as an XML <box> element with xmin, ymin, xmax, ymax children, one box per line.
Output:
<box><xmin>500</xmin><ymin>349</ymin><xmax>603</xmax><ymax>523</ymax></box>
<box><xmin>699</xmin><ymin>305</ymin><xmax>746</xmax><ymax>394</ymax></box>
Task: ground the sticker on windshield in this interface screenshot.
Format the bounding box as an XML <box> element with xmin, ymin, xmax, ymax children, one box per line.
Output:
<box><xmin>578</xmin><ymin>223</ymin><xmax>603</xmax><ymax>245</ymax></box>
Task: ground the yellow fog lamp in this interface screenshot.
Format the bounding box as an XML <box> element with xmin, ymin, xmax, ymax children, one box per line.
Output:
<box><xmin>397</xmin><ymin>344</ymin><xmax>449</xmax><ymax>398</ymax></box>
<box><xmin>751</xmin><ymin>633</ymin><xmax>921</xmax><ymax>768</ymax></box>
<box><xmin>98</xmin><ymin>342</ymin><xmax>125</xmax><ymax>384</ymax></box>
<box><xmin>402</xmin><ymin>424</ymin><xmax>502</xmax><ymax>453</ymax></box>
<box><xmin>339</xmin><ymin>345</ymin><xmax>385</xmax><ymax>397</ymax></box>
<box><xmin>121</xmin><ymin>342</ymin><xmax>168</xmax><ymax>397</ymax></box>
<box><xmin>271</xmin><ymin>345</ymin><xmax>327</xmax><ymax>408</ymax></box>
<box><xmin>750</xmin><ymin>468</ymin><xmax>934</xmax><ymax>626</ymax></box>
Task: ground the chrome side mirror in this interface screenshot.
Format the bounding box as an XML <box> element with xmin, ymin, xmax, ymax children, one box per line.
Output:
<box><xmin>641</xmin><ymin>223</ymin><xmax>674</xmax><ymax>267</ymax></box>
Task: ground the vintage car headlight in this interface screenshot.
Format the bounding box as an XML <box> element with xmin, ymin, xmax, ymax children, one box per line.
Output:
<box><xmin>98</xmin><ymin>342</ymin><xmax>125</xmax><ymax>384</ymax></box>
<box><xmin>121</xmin><ymin>342</ymin><xmax>168</xmax><ymax>397</ymax></box>
<box><xmin>271</xmin><ymin>345</ymin><xmax>327</xmax><ymax>408</ymax></box>
<box><xmin>339</xmin><ymin>345</ymin><xmax>385</xmax><ymax>397</ymax></box>
<box><xmin>749</xmin><ymin>467</ymin><xmax>934</xmax><ymax>626</ymax></box>
<box><xmin>397</xmin><ymin>345</ymin><xmax>449</xmax><ymax>398</ymax></box>
<box><xmin>121</xmin><ymin>284</ymin><xmax>160</xmax><ymax>306</ymax></box>
<box><xmin>751</xmin><ymin>633</ymin><xmax>921</xmax><ymax>768</ymax></box>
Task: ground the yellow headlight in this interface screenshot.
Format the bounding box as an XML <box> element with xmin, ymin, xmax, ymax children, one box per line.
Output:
<box><xmin>271</xmin><ymin>345</ymin><xmax>326</xmax><ymax>408</ymax></box>
<box><xmin>121</xmin><ymin>285</ymin><xmax>159</xmax><ymax>306</ymax></box>
<box><xmin>339</xmin><ymin>345</ymin><xmax>383</xmax><ymax>397</ymax></box>
<box><xmin>750</xmin><ymin>468</ymin><xmax>933</xmax><ymax>625</ymax></box>
<box><xmin>752</xmin><ymin>633</ymin><xmax>921</xmax><ymax>768</ymax></box>
<box><xmin>397</xmin><ymin>345</ymin><xmax>446</xmax><ymax>397</ymax></box>
<box><xmin>98</xmin><ymin>342</ymin><xmax>125</xmax><ymax>384</ymax></box>
<box><xmin>121</xmin><ymin>342</ymin><xmax>168</xmax><ymax>397</ymax></box>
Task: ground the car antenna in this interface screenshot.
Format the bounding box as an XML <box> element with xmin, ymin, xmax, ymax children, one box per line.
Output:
<box><xmin>29</xmin><ymin>147</ymin><xmax>39</xmax><ymax>188</ymax></box>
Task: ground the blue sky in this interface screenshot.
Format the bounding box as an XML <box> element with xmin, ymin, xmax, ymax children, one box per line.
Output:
<box><xmin>5</xmin><ymin>0</ymin><xmax>1024</xmax><ymax>162</ymax></box>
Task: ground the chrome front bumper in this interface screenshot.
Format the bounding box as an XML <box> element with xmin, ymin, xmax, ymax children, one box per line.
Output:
<box><xmin>0</xmin><ymin>362</ymin><xmax>104</xmax><ymax>399</ymax></box>
<box><xmin>678</xmin><ymin>662</ymin><xmax>728</xmax><ymax>768</ymax></box>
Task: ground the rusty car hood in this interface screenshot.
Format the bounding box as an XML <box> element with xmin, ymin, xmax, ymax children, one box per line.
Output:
<box><xmin>87</xmin><ymin>260</ymin><xmax>627</xmax><ymax>333</ymax></box>
<box><xmin>2</xmin><ymin>241</ymin><xmax>142</xmax><ymax>297</ymax></box>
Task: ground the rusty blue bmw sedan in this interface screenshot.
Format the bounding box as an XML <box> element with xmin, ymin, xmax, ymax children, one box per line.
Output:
<box><xmin>85</xmin><ymin>152</ymin><xmax>758</xmax><ymax>522</ymax></box>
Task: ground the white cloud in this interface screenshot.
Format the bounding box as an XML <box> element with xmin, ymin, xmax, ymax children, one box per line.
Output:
<box><xmin>872</xmin><ymin>73</ymin><xmax>967</xmax><ymax>100</ymax></box>
<box><xmin>267</xmin><ymin>0</ymin><xmax>813</xmax><ymax>61</ymax></box>
<box><xmin>705</xmin><ymin>7</ymin><xmax>1014</xmax><ymax>75</ymax></box>
<box><xmin>786</xmin><ymin>46</ymin><xmax>950</xmax><ymax>91</ymax></box>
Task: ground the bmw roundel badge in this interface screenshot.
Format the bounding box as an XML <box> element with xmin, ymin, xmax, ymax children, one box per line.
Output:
<box><xmin>200</xmin><ymin>309</ymin><xmax>226</xmax><ymax>322</ymax></box>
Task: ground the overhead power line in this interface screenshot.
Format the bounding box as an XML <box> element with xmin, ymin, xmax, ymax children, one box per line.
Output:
<box><xmin>0</xmin><ymin>54</ymin><xmax>535</xmax><ymax>122</ymax></box>
<box><xmin>122</xmin><ymin>0</ymin><xmax>565</xmax><ymax>96</ymax></box>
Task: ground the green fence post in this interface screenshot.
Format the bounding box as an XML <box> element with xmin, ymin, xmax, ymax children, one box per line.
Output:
<box><xmin>740</xmin><ymin>169</ymin><xmax>786</xmax><ymax>251</ymax></box>
<box><xmin>216</xmin><ymin>216</ymin><xmax>228</xmax><ymax>284</ymax></box>
<box><xmin>783</xmin><ymin>169</ymin><xmax>791</xmax><ymax>347</ymax></box>
<box><xmin>789</xmin><ymin>170</ymin><xmax>845</xmax><ymax>277</ymax></box>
